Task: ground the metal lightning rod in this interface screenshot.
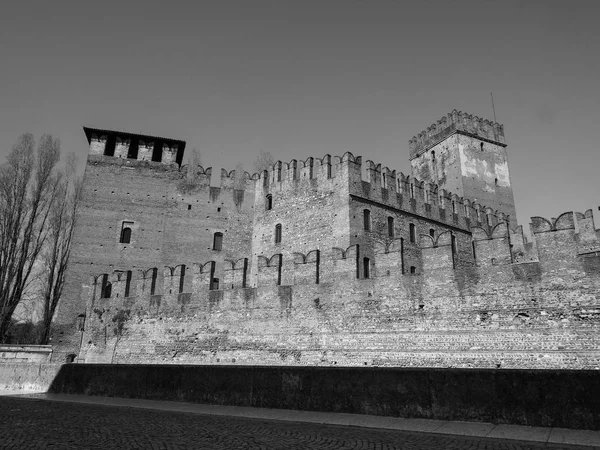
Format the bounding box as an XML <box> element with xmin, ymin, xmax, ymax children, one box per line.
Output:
<box><xmin>490</xmin><ymin>92</ymin><xmax>497</xmax><ymax>122</ymax></box>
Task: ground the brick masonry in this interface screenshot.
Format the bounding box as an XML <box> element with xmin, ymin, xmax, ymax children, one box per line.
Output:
<box><xmin>52</xmin><ymin>117</ymin><xmax>600</xmax><ymax>369</ymax></box>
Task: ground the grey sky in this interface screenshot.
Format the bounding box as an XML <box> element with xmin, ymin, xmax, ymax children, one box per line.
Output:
<box><xmin>0</xmin><ymin>0</ymin><xmax>598</xmax><ymax>227</ymax></box>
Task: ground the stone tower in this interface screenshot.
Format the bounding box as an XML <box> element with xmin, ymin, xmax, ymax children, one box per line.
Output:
<box><xmin>409</xmin><ymin>110</ymin><xmax>517</xmax><ymax>224</ymax></box>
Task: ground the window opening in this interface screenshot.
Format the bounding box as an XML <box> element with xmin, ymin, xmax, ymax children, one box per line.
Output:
<box><xmin>275</xmin><ymin>224</ymin><xmax>282</xmax><ymax>243</ymax></box>
<box><xmin>209</xmin><ymin>262</ymin><xmax>218</xmax><ymax>290</ymax></box>
<box><xmin>124</xmin><ymin>271</ymin><xmax>132</xmax><ymax>297</ymax></box>
<box><xmin>409</xmin><ymin>223</ymin><xmax>416</xmax><ymax>243</ymax></box>
<box><xmin>150</xmin><ymin>268</ymin><xmax>158</xmax><ymax>295</ymax></box>
<box><xmin>100</xmin><ymin>274</ymin><xmax>112</xmax><ymax>299</ymax></box>
<box><xmin>120</xmin><ymin>222</ymin><xmax>133</xmax><ymax>244</ymax></box>
<box><xmin>387</xmin><ymin>216</ymin><xmax>394</xmax><ymax>237</ymax></box>
<box><xmin>213</xmin><ymin>232</ymin><xmax>223</xmax><ymax>251</ymax></box>
<box><xmin>429</xmin><ymin>228</ymin><xmax>435</xmax><ymax>238</ymax></box>
<box><xmin>410</xmin><ymin>183</ymin><xmax>415</xmax><ymax>199</ymax></box>
<box><xmin>187</xmin><ymin>204</ymin><xmax>191</xmax><ymax>210</ymax></box>
<box><xmin>363</xmin><ymin>210</ymin><xmax>371</xmax><ymax>231</ymax></box>
<box><xmin>431</xmin><ymin>150</ymin><xmax>435</xmax><ymax>161</ymax></box>
<box><xmin>104</xmin><ymin>135</ymin><xmax>116</xmax><ymax>156</ymax></box>
<box><xmin>410</xmin><ymin>266</ymin><xmax>416</xmax><ymax>275</ymax></box>
<box><xmin>277</xmin><ymin>165</ymin><xmax>282</xmax><ymax>182</ymax></box>
<box><xmin>242</xmin><ymin>258</ymin><xmax>248</xmax><ymax>288</ymax></box>
<box><xmin>151</xmin><ymin>141</ymin><xmax>162</xmax><ymax>162</ymax></box>
<box><xmin>127</xmin><ymin>139</ymin><xmax>139</xmax><ymax>159</ymax></box>
<box><xmin>494</xmin><ymin>178</ymin><xmax>498</xmax><ymax>186</ymax></box>
<box><xmin>363</xmin><ymin>257</ymin><xmax>370</xmax><ymax>279</ymax></box>
<box><xmin>400</xmin><ymin>238</ymin><xmax>405</xmax><ymax>274</ymax></box>
<box><xmin>179</xmin><ymin>265</ymin><xmax>186</xmax><ymax>293</ymax></box>
<box><xmin>266</xmin><ymin>194</ymin><xmax>273</xmax><ymax>210</ymax></box>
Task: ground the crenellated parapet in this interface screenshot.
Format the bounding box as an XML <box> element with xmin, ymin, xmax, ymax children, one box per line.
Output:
<box><xmin>409</xmin><ymin>110</ymin><xmax>506</xmax><ymax>160</ymax></box>
<box><xmin>87</xmin><ymin>208</ymin><xmax>599</xmax><ymax>309</ymax></box>
<box><xmin>349</xmin><ymin>157</ymin><xmax>507</xmax><ymax>232</ymax></box>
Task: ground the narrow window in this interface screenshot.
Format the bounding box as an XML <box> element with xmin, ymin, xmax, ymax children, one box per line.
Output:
<box><xmin>494</xmin><ymin>178</ymin><xmax>498</xmax><ymax>187</ymax></box>
<box><xmin>431</xmin><ymin>150</ymin><xmax>435</xmax><ymax>161</ymax></box>
<box><xmin>452</xmin><ymin>201</ymin><xmax>457</xmax><ymax>214</ymax></box>
<box><xmin>309</xmin><ymin>159</ymin><xmax>314</xmax><ymax>179</ymax></box>
<box><xmin>410</xmin><ymin>266</ymin><xmax>416</xmax><ymax>275</ymax></box>
<box><xmin>363</xmin><ymin>209</ymin><xmax>371</xmax><ymax>231</ymax></box>
<box><xmin>187</xmin><ymin>204</ymin><xmax>191</xmax><ymax>210</ymax></box>
<box><xmin>315</xmin><ymin>250</ymin><xmax>320</xmax><ymax>285</ymax></box>
<box><xmin>127</xmin><ymin>139</ymin><xmax>139</xmax><ymax>159</ymax></box>
<box><xmin>451</xmin><ymin>234</ymin><xmax>457</xmax><ymax>257</ymax></box>
<box><xmin>400</xmin><ymin>238</ymin><xmax>405</xmax><ymax>274</ymax></box>
<box><xmin>266</xmin><ymin>194</ymin><xmax>273</xmax><ymax>210</ymax></box>
<box><xmin>120</xmin><ymin>222</ymin><xmax>133</xmax><ymax>244</ymax></box>
<box><xmin>476</xmin><ymin>208</ymin><xmax>482</xmax><ymax>223</ymax></box>
<box><xmin>487</xmin><ymin>214</ymin><xmax>492</xmax><ymax>227</ymax></box>
<box><xmin>480</xmin><ymin>142</ymin><xmax>484</xmax><ymax>151</ymax></box>
<box><xmin>100</xmin><ymin>274</ymin><xmax>111</xmax><ymax>298</ymax></box>
<box><xmin>213</xmin><ymin>232</ymin><xmax>223</xmax><ymax>251</ymax></box>
<box><xmin>150</xmin><ymin>268</ymin><xmax>158</xmax><ymax>295</ymax></box>
<box><xmin>363</xmin><ymin>257</ymin><xmax>370</xmax><ymax>279</ymax></box>
<box><xmin>410</xmin><ymin>183</ymin><xmax>415</xmax><ymax>199</ymax></box>
<box><xmin>327</xmin><ymin>163</ymin><xmax>332</xmax><ymax>179</ymax></box>
<box><xmin>104</xmin><ymin>135</ymin><xmax>116</xmax><ymax>156</ymax></box>
<box><xmin>209</xmin><ymin>262</ymin><xmax>217</xmax><ymax>290</ymax></box>
<box><xmin>242</xmin><ymin>258</ymin><xmax>248</xmax><ymax>288</ymax></box>
<box><xmin>387</xmin><ymin>216</ymin><xmax>394</xmax><ymax>237</ymax></box>
<box><xmin>429</xmin><ymin>228</ymin><xmax>435</xmax><ymax>238</ymax></box>
<box><xmin>124</xmin><ymin>270</ymin><xmax>132</xmax><ymax>297</ymax></box>
<box><xmin>277</xmin><ymin>165</ymin><xmax>282</xmax><ymax>182</ymax></box>
<box><xmin>179</xmin><ymin>265</ymin><xmax>186</xmax><ymax>293</ymax></box>
<box><xmin>275</xmin><ymin>224</ymin><xmax>282</xmax><ymax>243</ymax></box>
<box><xmin>409</xmin><ymin>223</ymin><xmax>416</xmax><ymax>243</ymax></box>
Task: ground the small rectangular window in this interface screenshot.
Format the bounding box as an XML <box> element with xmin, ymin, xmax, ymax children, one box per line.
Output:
<box><xmin>387</xmin><ymin>216</ymin><xmax>394</xmax><ymax>237</ymax></box>
<box><xmin>124</xmin><ymin>271</ymin><xmax>132</xmax><ymax>297</ymax></box>
<box><xmin>409</xmin><ymin>223</ymin><xmax>416</xmax><ymax>243</ymax></box>
<box><xmin>213</xmin><ymin>232</ymin><xmax>223</xmax><ymax>251</ymax></box>
<box><xmin>120</xmin><ymin>221</ymin><xmax>133</xmax><ymax>244</ymax></box>
<box><xmin>275</xmin><ymin>224</ymin><xmax>282</xmax><ymax>243</ymax></box>
<box><xmin>363</xmin><ymin>210</ymin><xmax>371</xmax><ymax>231</ymax></box>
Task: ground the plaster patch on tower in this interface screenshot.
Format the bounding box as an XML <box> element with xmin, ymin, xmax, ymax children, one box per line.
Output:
<box><xmin>494</xmin><ymin>161</ymin><xmax>510</xmax><ymax>187</ymax></box>
<box><xmin>459</xmin><ymin>145</ymin><xmax>493</xmax><ymax>179</ymax></box>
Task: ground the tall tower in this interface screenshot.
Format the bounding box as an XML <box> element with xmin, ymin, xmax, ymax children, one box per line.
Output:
<box><xmin>409</xmin><ymin>110</ymin><xmax>517</xmax><ymax>224</ymax></box>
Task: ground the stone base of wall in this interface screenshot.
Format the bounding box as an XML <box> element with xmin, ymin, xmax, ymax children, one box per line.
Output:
<box><xmin>48</xmin><ymin>364</ymin><xmax>600</xmax><ymax>430</ymax></box>
<box><xmin>0</xmin><ymin>363</ymin><xmax>63</xmax><ymax>394</ymax></box>
<box><xmin>0</xmin><ymin>345</ymin><xmax>53</xmax><ymax>363</ymax></box>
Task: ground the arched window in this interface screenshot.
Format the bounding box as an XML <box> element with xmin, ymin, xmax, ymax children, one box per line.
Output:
<box><xmin>431</xmin><ymin>150</ymin><xmax>435</xmax><ymax>161</ymax></box>
<box><xmin>494</xmin><ymin>178</ymin><xmax>498</xmax><ymax>187</ymax></box>
<box><xmin>429</xmin><ymin>228</ymin><xmax>435</xmax><ymax>238</ymax></box>
<box><xmin>100</xmin><ymin>274</ymin><xmax>112</xmax><ymax>299</ymax></box>
<box><xmin>266</xmin><ymin>194</ymin><xmax>273</xmax><ymax>210</ymax></box>
<box><xmin>277</xmin><ymin>165</ymin><xmax>282</xmax><ymax>182</ymax></box>
<box><xmin>120</xmin><ymin>222</ymin><xmax>133</xmax><ymax>243</ymax></box>
<box><xmin>213</xmin><ymin>232</ymin><xmax>223</xmax><ymax>251</ymax></box>
<box><xmin>410</xmin><ymin>266</ymin><xmax>416</xmax><ymax>275</ymax></box>
<box><xmin>275</xmin><ymin>224</ymin><xmax>282</xmax><ymax>243</ymax></box>
<box><xmin>150</xmin><ymin>268</ymin><xmax>158</xmax><ymax>295</ymax></box>
<box><xmin>409</xmin><ymin>223</ymin><xmax>416</xmax><ymax>243</ymax></box>
<box><xmin>480</xmin><ymin>142</ymin><xmax>484</xmax><ymax>151</ymax></box>
<box><xmin>363</xmin><ymin>209</ymin><xmax>371</xmax><ymax>231</ymax></box>
<box><xmin>363</xmin><ymin>257</ymin><xmax>370</xmax><ymax>279</ymax></box>
<box><xmin>124</xmin><ymin>270</ymin><xmax>132</xmax><ymax>297</ymax></box>
<box><xmin>327</xmin><ymin>163</ymin><xmax>332</xmax><ymax>179</ymax></box>
<box><xmin>387</xmin><ymin>216</ymin><xmax>394</xmax><ymax>237</ymax></box>
<box><xmin>410</xmin><ymin>183</ymin><xmax>415</xmax><ymax>199</ymax></box>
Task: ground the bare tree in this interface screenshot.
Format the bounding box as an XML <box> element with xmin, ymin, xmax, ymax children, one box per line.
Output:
<box><xmin>253</xmin><ymin>150</ymin><xmax>275</xmax><ymax>173</ymax></box>
<box><xmin>38</xmin><ymin>154</ymin><xmax>83</xmax><ymax>344</ymax></box>
<box><xmin>0</xmin><ymin>134</ymin><xmax>62</xmax><ymax>342</ymax></box>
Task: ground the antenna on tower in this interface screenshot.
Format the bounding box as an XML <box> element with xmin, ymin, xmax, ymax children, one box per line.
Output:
<box><xmin>490</xmin><ymin>92</ymin><xmax>497</xmax><ymax>122</ymax></box>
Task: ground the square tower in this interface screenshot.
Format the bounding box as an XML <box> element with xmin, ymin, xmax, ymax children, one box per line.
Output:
<box><xmin>409</xmin><ymin>110</ymin><xmax>517</xmax><ymax>224</ymax></box>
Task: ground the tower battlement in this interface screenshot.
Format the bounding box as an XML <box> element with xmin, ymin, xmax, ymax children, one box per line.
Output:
<box><xmin>83</xmin><ymin>127</ymin><xmax>187</xmax><ymax>166</ymax></box>
<box><xmin>409</xmin><ymin>110</ymin><xmax>506</xmax><ymax>160</ymax></box>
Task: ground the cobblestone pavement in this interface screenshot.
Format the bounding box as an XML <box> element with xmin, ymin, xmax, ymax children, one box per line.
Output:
<box><xmin>0</xmin><ymin>397</ymin><xmax>595</xmax><ymax>450</ymax></box>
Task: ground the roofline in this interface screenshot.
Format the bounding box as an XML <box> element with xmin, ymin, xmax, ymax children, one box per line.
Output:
<box><xmin>82</xmin><ymin>126</ymin><xmax>187</xmax><ymax>165</ymax></box>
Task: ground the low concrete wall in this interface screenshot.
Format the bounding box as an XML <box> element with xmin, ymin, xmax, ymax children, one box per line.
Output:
<box><xmin>0</xmin><ymin>345</ymin><xmax>52</xmax><ymax>363</ymax></box>
<box><xmin>0</xmin><ymin>363</ymin><xmax>63</xmax><ymax>394</ymax></box>
<box><xmin>48</xmin><ymin>364</ymin><xmax>600</xmax><ymax>430</ymax></box>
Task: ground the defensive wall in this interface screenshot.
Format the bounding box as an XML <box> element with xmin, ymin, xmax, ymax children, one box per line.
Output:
<box><xmin>47</xmin><ymin>364</ymin><xmax>600</xmax><ymax>430</ymax></box>
<box><xmin>78</xmin><ymin>209</ymin><xmax>600</xmax><ymax>369</ymax></box>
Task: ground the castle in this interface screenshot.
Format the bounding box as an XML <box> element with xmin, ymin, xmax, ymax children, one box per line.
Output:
<box><xmin>51</xmin><ymin>111</ymin><xmax>600</xmax><ymax>369</ymax></box>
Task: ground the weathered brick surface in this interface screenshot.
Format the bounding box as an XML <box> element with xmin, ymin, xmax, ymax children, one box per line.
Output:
<box><xmin>54</xmin><ymin>121</ymin><xmax>600</xmax><ymax>369</ymax></box>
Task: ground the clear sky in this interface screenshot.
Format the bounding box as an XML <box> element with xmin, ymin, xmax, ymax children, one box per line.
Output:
<box><xmin>0</xmin><ymin>0</ymin><xmax>598</xmax><ymax>227</ymax></box>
